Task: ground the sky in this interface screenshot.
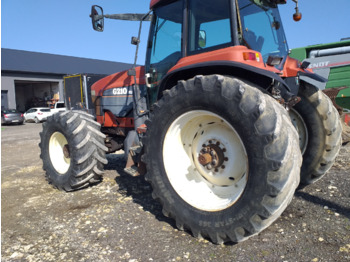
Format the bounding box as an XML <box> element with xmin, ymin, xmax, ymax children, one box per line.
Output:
<box><xmin>2</xmin><ymin>0</ymin><xmax>350</xmax><ymax>65</ymax></box>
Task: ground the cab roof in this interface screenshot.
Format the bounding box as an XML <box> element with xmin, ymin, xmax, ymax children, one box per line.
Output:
<box><xmin>150</xmin><ymin>0</ymin><xmax>162</xmax><ymax>9</ymax></box>
<box><xmin>150</xmin><ymin>0</ymin><xmax>175</xmax><ymax>9</ymax></box>
<box><xmin>150</xmin><ymin>0</ymin><xmax>160</xmax><ymax>9</ymax></box>
<box><xmin>150</xmin><ymin>0</ymin><xmax>287</xmax><ymax>9</ymax></box>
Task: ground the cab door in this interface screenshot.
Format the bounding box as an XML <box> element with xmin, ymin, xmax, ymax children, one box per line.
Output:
<box><xmin>145</xmin><ymin>0</ymin><xmax>183</xmax><ymax>104</ymax></box>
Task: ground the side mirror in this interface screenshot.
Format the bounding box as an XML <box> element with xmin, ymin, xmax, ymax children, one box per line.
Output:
<box><xmin>199</xmin><ymin>30</ymin><xmax>206</xmax><ymax>48</ymax></box>
<box><xmin>90</xmin><ymin>5</ymin><xmax>104</xmax><ymax>32</ymax></box>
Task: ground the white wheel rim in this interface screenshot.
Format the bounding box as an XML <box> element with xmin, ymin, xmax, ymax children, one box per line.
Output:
<box><xmin>289</xmin><ymin>109</ymin><xmax>308</xmax><ymax>154</ymax></box>
<box><xmin>49</xmin><ymin>132</ymin><xmax>71</xmax><ymax>174</ymax></box>
<box><xmin>163</xmin><ymin>110</ymin><xmax>248</xmax><ymax>211</ymax></box>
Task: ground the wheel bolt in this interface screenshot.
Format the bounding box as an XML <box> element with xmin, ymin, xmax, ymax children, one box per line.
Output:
<box><xmin>212</xmin><ymin>160</ymin><xmax>217</xmax><ymax>166</ymax></box>
<box><xmin>206</xmin><ymin>164</ymin><xmax>213</xmax><ymax>170</ymax></box>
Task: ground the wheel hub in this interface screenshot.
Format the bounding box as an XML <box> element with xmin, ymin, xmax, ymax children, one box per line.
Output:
<box><xmin>163</xmin><ymin>110</ymin><xmax>248</xmax><ymax>211</ymax></box>
<box><xmin>198</xmin><ymin>140</ymin><xmax>227</xmax><ymax>172</ymax></box>
<box><xmin>63</xmin><ymin>144</ymin><xmax>70</xmax><ymax>158</ymax></box>
<box><xmin>289</xmin><ymin>108</ymin><xmax>308</xmax><ymax>154</ymax></box>
<box><xmin>49</xmin><ymin>132</ymin><xmax>71</xmax><ymax>174</ymax></box>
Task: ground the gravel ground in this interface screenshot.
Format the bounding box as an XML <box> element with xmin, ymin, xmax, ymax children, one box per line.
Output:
<box><xmin>1</xmin><ymin>122</ymin><xmax>350</xmax><ymax>262</ymax></box>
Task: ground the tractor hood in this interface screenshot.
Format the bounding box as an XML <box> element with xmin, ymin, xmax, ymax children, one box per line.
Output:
<box><xmin>91</xmin><ymin>66</ymin><xmax>146</xmax><ymax>97</ymax></box>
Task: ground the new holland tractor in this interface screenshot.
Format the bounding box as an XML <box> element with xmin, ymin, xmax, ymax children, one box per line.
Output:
<box><xmin>39</xmin><ymin>0</ymin><xmax>342</xmax><ymax>244</ymax></box>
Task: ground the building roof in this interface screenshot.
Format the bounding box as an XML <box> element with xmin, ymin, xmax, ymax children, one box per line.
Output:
<box><xmin>1</xmin><ymin>48</ymin><xmax>134</xmax><ymax>76</ymax></box>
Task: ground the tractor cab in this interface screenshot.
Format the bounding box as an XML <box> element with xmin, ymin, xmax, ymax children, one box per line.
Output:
<box><xmin>147</xmin><ymin>0</ymin><xmax>289</xmax><ymax>72</ymax></box>
<box><xmin>144</xmin><ymin>0</ymin><xmax>294</xmax><ymax>104</ymax></box>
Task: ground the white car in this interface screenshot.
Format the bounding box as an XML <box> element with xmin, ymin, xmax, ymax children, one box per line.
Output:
<box><xmin>24</xmin><ymin>107</ymin><xmax>52</xmax><ymax>123</ymax></box>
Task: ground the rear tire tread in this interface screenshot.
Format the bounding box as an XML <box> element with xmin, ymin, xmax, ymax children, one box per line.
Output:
<box><xmin>293</xmin><ymin>84</ymin><xmax>342</xmax><ymax>186</ymax></box>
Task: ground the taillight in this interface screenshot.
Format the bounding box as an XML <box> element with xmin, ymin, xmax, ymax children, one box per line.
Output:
<box><xmin>243</xmin><ymin>52</ymin><xmax>260</xmax><ymax>62</ymax></box>
<box><xmin>4</xmin><ymin>114</ymin><xmax>8</xmax><ymax>118</ymax></box>
<box><xmin>38</xmin><ymin>112</ymin><xmax>43</xmax><ymax>115</ymax></box>
<box><xmin>21</xmin><ymin>114</ymin><xmax>23</xmax><ymax>117</ymax></box>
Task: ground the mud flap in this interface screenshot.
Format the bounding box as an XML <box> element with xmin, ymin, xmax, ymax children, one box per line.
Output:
<box><xmin>299</xmin><ymin>71</ymin><xmax>328</xmax><ymax>90</ymax></box>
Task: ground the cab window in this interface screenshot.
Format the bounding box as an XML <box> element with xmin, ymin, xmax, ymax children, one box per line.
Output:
<box><xmin>149</xmin><ymin>1</ymin><xmax>183</xmax><ymax>66</ymax></box>
<box><xmin>188</xmin><ymin>0</ymin><xmax>232</xmax><ymax>54</ymax></box>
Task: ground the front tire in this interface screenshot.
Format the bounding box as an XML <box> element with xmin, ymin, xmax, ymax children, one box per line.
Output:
<box><xmin>143</xmin><ymin>75</ymin><xmax>301</xmax><ymax>244</ymax></box>
<box><xmin>39</xmin><ymin>111</ymin><xmax>108</xmax><ymax>191</ymax></box>
<box><xmin>289</xmin><ymin>84</ymin><xmax>342</xmax><ymax>187</ymax></box>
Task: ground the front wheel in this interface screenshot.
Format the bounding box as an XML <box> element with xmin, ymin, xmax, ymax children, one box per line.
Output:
<box><xmin>143</xmin><ymin>75</ymin><xmax>301</xmax><ymax>244</ymax></box>
<box><xmin>39</xmin><ymin>111</ymin><xmax>108</xmax><ymax>191</ymax></box>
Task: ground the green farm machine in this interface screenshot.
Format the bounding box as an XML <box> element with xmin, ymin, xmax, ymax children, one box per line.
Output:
<box><xmin>290</xmin><ymin>39</ymin><xmax>350</xmax><ymax>112</ymax></box>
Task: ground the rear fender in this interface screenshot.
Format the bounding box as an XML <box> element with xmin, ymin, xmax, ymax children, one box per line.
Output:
<box><xmin>157</xmin><ymin>61</ymin><xmax>293</xmax><ymax>100</ymax></box>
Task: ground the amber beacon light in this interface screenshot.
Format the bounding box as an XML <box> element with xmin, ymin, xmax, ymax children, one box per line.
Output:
<box><xmin>292</xmin><ymin>0</ymin><xmax>302</xmax><ymax>21</ymax></box>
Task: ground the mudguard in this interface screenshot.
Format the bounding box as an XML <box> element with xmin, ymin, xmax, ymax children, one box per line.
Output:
<box><xmin>157</xmin><ymin>60</ymin><xmax>293</xmax><ymax>99</ymax></box>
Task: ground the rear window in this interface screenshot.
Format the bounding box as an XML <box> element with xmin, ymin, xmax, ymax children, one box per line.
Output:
<box><xmin>40</xmin><ymin>109</ymin><xmax>51</xmax><ymax>112</ymax></box>
<box><xmin>2</xmin><ymin>109</ymin><xmax>18</xmax><ymax>114</ymax></box>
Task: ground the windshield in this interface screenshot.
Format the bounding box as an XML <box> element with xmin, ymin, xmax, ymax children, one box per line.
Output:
<box><xmin>238</xmin><ymin>0</ymin><xmax>289</xmax><ymax>69</ymax></box>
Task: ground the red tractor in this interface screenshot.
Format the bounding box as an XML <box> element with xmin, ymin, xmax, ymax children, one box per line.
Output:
<box><xmin>40</xmin><ymin>0</ymin><xmax>342</xmax><ymax>244</ymax></box>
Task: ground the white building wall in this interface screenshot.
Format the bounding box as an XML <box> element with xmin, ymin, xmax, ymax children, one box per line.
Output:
<box><xmin>1</xmin><ymin>76</ymin><xmax>16</xmax><ymax>109</ymax></box>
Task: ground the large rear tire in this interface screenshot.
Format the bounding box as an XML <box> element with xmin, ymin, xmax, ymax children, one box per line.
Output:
<box><xmin>289</xmin><ymin>84</ymin><xmax>342</xmax><ymax>187</ymax></box>
<box><xmin>143</xmin><ymin>75</ymin><xmax>301</xmax><ymax>244</ymax></box>
<box><xmin>39</xmin><ymin>111</ymin><xmax>108</xmax><ymax>191</ymax></box>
